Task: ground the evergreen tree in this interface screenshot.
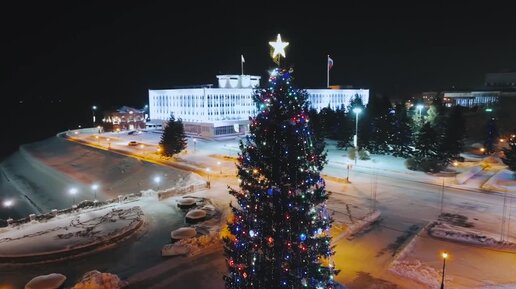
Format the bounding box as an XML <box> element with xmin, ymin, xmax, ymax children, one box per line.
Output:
<box><xmin>502</xmin><ymin>135</ymin><xmax>516</xmax><ymax>179</ymax></box>
<box><xmin>365</xmin><ymin>95</ymin><xmax>393</xmax><ymax>154</ymax></box>
<box><xmin>390</xmin><ymin>103</ymin><xmax>413</xmax><ymax>158</ymax></box>
<box><xmin>440</xmin><ymin>106</ymin><xmax>466</xmax><ymax>160</ymax></box>
<box><xmin>484</xmin><ymin>117</ymin><xmax>499</xmax><ymax>154</ymax></box>
<box><xmin>224</xmin><ymin>69</ymin><xmax>338</xmax><ymax>289</ymax></box>
<box><xmin>409</xmin><ymin>122</ymin><xmax>444</xmax><ymax>172</ymax></box>
<box><xmin>159</xmin><ymin>114</ymin><xmax>187</xmax><ymax>157</ymax></box>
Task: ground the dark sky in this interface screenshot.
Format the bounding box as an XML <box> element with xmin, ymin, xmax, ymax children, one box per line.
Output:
<box><xmin>3</xmin><ymin>1</ymin><xmax>516</xmax><ymax>108</ymax></box>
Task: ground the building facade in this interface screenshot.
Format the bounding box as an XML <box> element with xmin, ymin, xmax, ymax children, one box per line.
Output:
<box><xmin>102</xmin><ymin>106</ymin><xmax>146</xmax><ymax>132</ymax></box>
<box><xmin>149</xmin><ymin>75</ymin><xmax>369</xmax><ymax>138</ymax></box>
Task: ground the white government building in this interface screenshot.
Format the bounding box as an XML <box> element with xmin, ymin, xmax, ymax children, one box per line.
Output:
<box><xmin>149</xmin><ymin>74</ymin><xmax>369</xmax><ymax>139</ymax></box>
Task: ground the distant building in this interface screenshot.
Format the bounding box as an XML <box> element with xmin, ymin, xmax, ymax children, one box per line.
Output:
<box><xmin>485</xmin><ymin>72</ymin><xmax>516</xmax><ymax>89</ymax></box>
<box><xmin>149</xmin><ymin>74</ymin><xmax>369</xmax><ymax>139</ymax></box>
<box><xmin>102</xmin><ymin>106</ymin><xmax>146</xmax><ymax>132</ymax></box>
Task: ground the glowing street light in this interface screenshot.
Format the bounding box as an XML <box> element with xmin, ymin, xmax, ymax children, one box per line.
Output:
<box><xmin>92</xmin><ymin>105</ymin><xmax>97</xmax><ymax>126</ymax></box>
<box><xmin>206</xmin><ymin>167</ymin><xmax>211</xmax><ymax>183</ymax></box>
<box><xmin>352</xmin><ymin>107</ymin><xmax>362</xmax><ymax>165</ymax></box>
<box><xmin>154</xmin><ymin>176</ymin><xmax>161</xmax><ymax>190</ymax></box>
<box><xmin>440</xmin><ymin>251</ymin><xmax>449</xmax><ymax>289</ymax></box>
<box><xmin>416</xmin><ymin>104</ymin><xmax>424</xmax><ymax>118</ymax></box>
<box><xmin>91</xmin><ymin>184</ymin><xmax>99</xmax><ymax>201</ymax></box>
<box><xmin>69</xmin><ymin>187</ymin><xmax>78</xmax><ymax>205</ymax></box>
<box><xmin>2</xmin><ymin>199</ymin><xmax>14</xmax><ymax>220</ymax></box>
<box><xmin>217</xmin><ymin>161</ymin><xmax>222</xmax><ymax>174</ymax></box>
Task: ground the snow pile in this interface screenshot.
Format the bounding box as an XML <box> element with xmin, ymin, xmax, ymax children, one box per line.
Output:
<box><xmin>428</xmin><ymin>222</ymin><xmax>515</xmax><ymax>249</ymax></box>
<box><xmin>389</xmin><ymin>259</ymin><xmax>440</xmax><ymax>289</ymax></box>
<box><xmin>455</xmin><ymin>166</ymin><xmax>483</xmax><ymax>185</ymax></box>
<box><xmin>482</xmin><ymin>169</ymin><xmax>516</xmax><ymax>193</ymax></box>
<box><xmin>170</xmin><ymin>227</ymin><xmax>197</xmax><ymax>240</ymax></box>
<box><xmin>185</xmin><ymin>209</ymin><xmax>207</xmax><ymax>222</ymax></box>
<box><xmin>71</xmin><ymin>270</ymin><xmax>127</xmax><ymax>289</ymax></box>
<box><xmin>25</xmin><ymin>273</ymin><xmax>66</xmax><ymax>289</ymax></box>
<box><xmin>177</xmin><ymin>231</ymin><xmax>221</xmax><ymax>256</ymax></box>
<box><xmin>177</xmin><ymin>198</ymin><xmax>196</xmax><ymax>208</ymax></box>
<box><xmin>332</xmin><ymin>210</ymin><xmax>381</xmax><ymax>244</ymax></box>
<box><xmin>0</xmin><ymin>206</ymin><xmax>144</xmax><ymax>258</ymax></box>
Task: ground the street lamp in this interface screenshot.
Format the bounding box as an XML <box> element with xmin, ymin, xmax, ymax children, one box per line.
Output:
<box><xmin>440</xmin><ymin>251</ymin><xmax>448</xmax><ymax>289</ymax></box>
<box><xmin>346</xmin><ymin>163</ymin><xmax>352</xmax><ymax>183</ymax></box>
<box><xmin>106</xmin><ymin>138</ymin><xmax>111</xmax><ymax>149</ymax></box>
<box><xmin>416</xmin><ymin>104</ymin><xmax>424</xmax><ymax>118</ymax></box>
<box><xmin>69</xmin><ymin>187</ymin><xmax>78</xmax><ymax>206</ymax></box>
<box><xmin>217</xmin><ymin>161</ymin><xmax>222</xmax><ymax>174</ymax></box>
<box><xmin>352</xmin><ymin>107</ymin><xmax>362</xmax><ymax>165</ymax></box>
<box><xmin>92</xmin><ymin>106</ymin><xmax>97</xmax><ymax>126</ymax></box>
<box><xmin>193</xmin><ymin>138</ymin><xmax>197</xmax><ymax>153</ymax></box>
<box><xmin>154</xmin><ymin>176</ymin><xmax>161</xmax><ymax>191</ymax></box>
<box><xmin>91</xmin><ymin>184</ymin><xmax>99</xmax><ymax>201</ymax></box>
<box><xmin>2</xmin><ymin>199</ymin><xmax>14</xmax><ymax>221</ymax></box>
<box><xmin>206</xmin><ymin>167</ymin><xmax>211</xmax><ymax>183</ymax></box>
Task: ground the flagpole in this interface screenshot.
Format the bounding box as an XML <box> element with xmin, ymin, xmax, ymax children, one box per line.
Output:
<box><xmin>327</xmin><ymin>55</ymin><xmax>330</xmax><ymax>88</ymax></box>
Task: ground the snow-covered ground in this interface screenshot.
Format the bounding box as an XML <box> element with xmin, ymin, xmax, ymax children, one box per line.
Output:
<box><xmin>0</xmin><ymin>204</ymin><xmax>143</xmax><ymax>260</ymax></box>
<box><xmin>1</xmin><ymin>129</ymin><xmax>516</xmax><ymax>289</ymax></box>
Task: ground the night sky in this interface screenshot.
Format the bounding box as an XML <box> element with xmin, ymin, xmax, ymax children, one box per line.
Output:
<box><xmin>2</xmin><ymin>1</ymin><xmax>516</xmax><ymax>155</ymax></box>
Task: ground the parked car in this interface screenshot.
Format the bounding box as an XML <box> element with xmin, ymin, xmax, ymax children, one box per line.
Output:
<box><xmin>128</xmin><ymin>141</ymin><xmax>138</xmax><ymax>146</ymax></box>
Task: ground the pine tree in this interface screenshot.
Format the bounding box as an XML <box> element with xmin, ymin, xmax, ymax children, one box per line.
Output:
<box><xmin>390</xmin><ymin>103</ymin><xmax>413</xmax><ymax>158</ymax></box>
<box><xmin>502</xmin><ymin>136</ymin><xmax>516</xmax><ymax>179</ymax></box>
<box><xmin>409</xmin><ymin>122</ymin><xmax>444</xmax><ymax>172</ymax></box>
<box><xmin>159</xmin><ymin>114</ymin><xmax>187</xmax><ymax>157</ymax></box>
<box><xmin>440</xmin><ymin>106</ymin><xmax>466</xmax><ymax>160</ymax></box>
<box><xmin>224</xmin><ymin>69</ymin><xmax>338</xmax><ymax>289</ymax></box>
<box><xmin>484</xmin><ymin>117</ymin><xmax>499</xmax><ymax>154</ymax></box>
<box><xmin>365</xmin><ymin>95</ymin><xmax>393</xmax><ymax>154</ymax></box>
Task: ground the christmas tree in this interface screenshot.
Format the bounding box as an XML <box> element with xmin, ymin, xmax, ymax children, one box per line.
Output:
<box><xmin>223</xmin><ymin>68</ymin><xmax>338</xmax><ymax>289</ymax></box>
<box><xmin>159</xmin><ymin>114</ymin><xmax>187</xmax><ymax>157</ymax></box>
<box><xmin>502</xmin><ymin>135</ymin><xmax>516</xmax><ymax>179</ymax></box>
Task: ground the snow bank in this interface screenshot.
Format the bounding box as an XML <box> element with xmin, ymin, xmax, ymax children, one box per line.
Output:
<box><xmin>185</xmin><ymin>209</ymin><xmax>207</xmax><ymax>223</ymax></box>
<box><xmin>455</xmin><ymin>166</ymin><xmax>483</xmax><ymax>185</ymax></box>
<box><xmin>482</xmin><ymin>169</ymin><xmax>516</xmax><ymax>193</ymax></box>
<box><xmin>0</xmin><ymin>206</ymin><xmax>144</xmax><ymax>261</ymax></box>
<box><xmin>389</xmin><ymin>259</ymin><xmax>440</xmax><ymax>289</ymax></box>
<box><xmin>71</xmin><ymin>270</ymin><xmax>127</xmax><ymax>289</ymax></box>
<box><xmin>177</xmin><ymin>198</ymin><xmax>196</xmax><ymax>208</ymax></box>
<box><xmin>25</xmin><ymin>273</ymin><xmax>66</xmax><ymax>289</ymax></box>
<box><xmin>171</xmin><ymin>227</ymin><xmax>197</xmax><ymax>240</ymax></box>
<box><xmin>332</xmin><ymin>210</ymin><xmax>381</xmax><ymax>244</ymax></box>
<box><xmin>428</xmin><ymin>222</ymin><xmax>516</xmax><ymax>250</ymax></box>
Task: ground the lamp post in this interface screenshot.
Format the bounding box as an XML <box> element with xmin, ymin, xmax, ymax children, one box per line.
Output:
<box><xmin>206</xmin><ymin>167</ymin><xmax>211</xmax><ymax>183</ymax></box>
<box><xmin>440</xmin><ymin>251</ymin><xmax>448</xmax><ymax>289</ymax></box>
<box><xmin>416</xmin><ymin>104</ymin><xmax>424</xmax><ymax>118</ymax></box>
<box><xmin>352</xmin><ymin>107</ymin><xmax>362</xmax><ymax>165</ymax></box>
<box><xmin>2</xmin><ymin>199</ymin><xmax>14</xmax><ymax>220</ymax></box>
<box><xmin>69</xmin><ymin>188</ymin><xmax>78</xmax><ymax>206</ymax></box>
<box><xmin>193</xmin><ymin>138</ymin><xmax>197</xmax><ymax>153</ymax></box>
<box><xmin>106</xmin><ymin>138</ymin><xmax>111</xmax><ymax>149</ymax></box>
<box><xmin>91</xmin><ymin>184</ymin><xmax>99</xmax><ymax>201</ymax></box>
<box><xmin>217</xmin><ymin>161</ymin><xmax>222</xmax><ymax>174</ymax></box>
<box><xmin>92</xmin><ymin>106</ymin><xmax>97</xmax><ymax>126</ymax></box>
<box><xmin>154</xmin><ymin>176</ymin><xmax>161</xmax><ymax>191</ymax></box>
<box><xmin>346</xmin><ymin>163</ymin><xmax>352</xmax><ymax>183</ymax></box>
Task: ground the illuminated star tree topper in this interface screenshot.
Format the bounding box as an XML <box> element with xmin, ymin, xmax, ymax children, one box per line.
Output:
<box><xmin>269</xmin><ymin>33</ymin><xmax>289</xmax><ymax>66</ymax></box>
